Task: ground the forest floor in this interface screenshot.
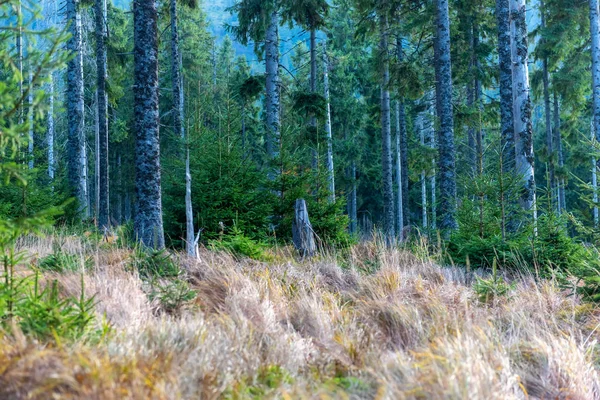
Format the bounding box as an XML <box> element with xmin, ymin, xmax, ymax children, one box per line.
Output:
<box><xmin>1</xmin><ymin>234</ymin><xmax>600</xmax><ymax>399</ymax></box>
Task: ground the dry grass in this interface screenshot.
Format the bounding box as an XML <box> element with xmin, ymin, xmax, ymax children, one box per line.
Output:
<box><xmin>2</xmin><ymin>236</ymin><xmax>600</xmax><ymax>399</ymax></box>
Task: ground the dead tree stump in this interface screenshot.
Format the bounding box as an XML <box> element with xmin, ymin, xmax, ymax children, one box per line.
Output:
<box><xmin>292</xmin><ymin>199</ymin><xmax>317</xmax><ymax>257</ymax></box>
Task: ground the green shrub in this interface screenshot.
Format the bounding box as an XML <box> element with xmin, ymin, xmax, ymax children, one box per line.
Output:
<box><xmin>210</xmin><ymin>226</ymin><xmax>271</xmax><ymax>261</ymax></box>
<box><xmin>38</xmin><ymin>249</ymin><xmax>92</xmax><ymax>273</ymax></box>
<box><xmin>130</xmin><ymin>248</ymin><xmax>182</xmax><ymax>279</ymax></box>
<box><xmin>148</xmin><ymin>278</ymin><xmax>196</xmax><ymax>315</ymax></box>
<box><xmin>472</xmin><ymin>259</ymin><xmax>516</xmax><ymax>303</ymax></box>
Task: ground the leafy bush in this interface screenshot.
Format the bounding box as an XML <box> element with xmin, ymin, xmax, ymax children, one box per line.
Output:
<box><xmin>130</xmin><ymin>248</ymin><xmax>182</xmax><ymax>279</ymax></box>
<box><xmin>472</xmin><ymin>259</ymin><xmax>516</xmax><ymax>303</ymax></box>
<box><xmin>210</xmin><ymin>226</ymin><xmax>272</xmax><ymax>261</ymax></box>
<box><xmin>148</xmin><ymin>279</ymin><xmax>196</xmax><ymax>315</ymax></box>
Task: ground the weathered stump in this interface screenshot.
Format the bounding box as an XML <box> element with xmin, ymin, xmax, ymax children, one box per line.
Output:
<box><xmin>292</xmin><ymin>199</ymin><xmax>316</xmax><ymax>257</ymax></box>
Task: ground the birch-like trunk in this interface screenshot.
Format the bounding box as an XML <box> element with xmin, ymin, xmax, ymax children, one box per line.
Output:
<box><xmin>265</xmin><ymin>10</ymin><xmax>280</xmax><ymax>163</ymax></box>
<box><xmin>553</xmin><ymin>92</ymin><xmax>566</xmax><ymax>213</ymax></box>
<box><xmin>379</xmin><ymin>13</ymin><xmax>395</xmax><ymax>242</ymax></box>
<box><xmin>66</xmin><ymin>0</ymin><xmax>88</xmax><ymax>217</ymax></box>
<box><xmin>429</xmin><ymin>102</ymin><xmax>437</xmax><ymax>231</ymax></box>
<box><xmin>496</xmin><ymin>0</ymin><xmax>515</xmax><ymax>172</ymax></box>
<box><xmin>323</xmin><ymin>42</ymin><xmax>335</xmax><ymax>203</ymax></box>
<box><xmin>94</xmin><ymin>91</ymin><xmax>100</xmax><ymax>219</ymax></box>
<box><xmin>170</xmin><ymin>0</ymin><xmax>184</xmax><ymax>140</ymax></box>
<box><xmin>310</xmin><ymin>28</ymin><xmax>318</xmax><ymax>170</ymax></box>
<box><xmin>591</xmin><ymin>0</ymin><xmax>600</xmax><ymax>179</ymax></box>
<box><xmin>349</xmin><ymin>162</ymin><xmax>358</xmax><ymax>234</ymax></box>
<box><xmin>47</xmin><ymin>72</ymin><xmax>55</xmax><ymax>180</ymax></box>
<box><xmin>434</xmin><ymin>0</ymin><xmax>457</xmax><ymax>232</ymax></box>
<box><xmin>395</xmin><ymin>101</ymin><xmax>404</xmax><ymax>240</ymax></box>
<box><xmin>511</xmin><ymin>0</ymin><xmax>537</xmax><ymax>221</ymax></box>
<box><xmin>28</xmin><ymin>68</ymin><xmax>33</xmax><ymax>169</ymax></box>
<box><xmin>96</xmin><ymin>0</ymin><xmax>109</xmax><ymax>229</ymax></box>
<box><xmin>417</xmin><ymin>112</ymin><xmax>427</xmax><ymax>229</ymax></box>
<box><xmin>593</xmin><ymin>120</ymin><xmax>599</xmax><ymax>227</ymax></box>
<box><xmin>396</xmin><ymin>35</ymin><xmax>409</xmax><ymax>231</ymax></box>
<box><xmin>133</xmin><ymin>0</ymin><xmax>165</xmax><ymax>249</ymax></box>
<box><xmin>541</xmin><ymin>5</ymin><xmax>555</xmax><ymax>210</ymax></box>
<box><xmin>185</xmin><ymin>145</ymin><xmax>195</xmax><ymax>256</ymax></box>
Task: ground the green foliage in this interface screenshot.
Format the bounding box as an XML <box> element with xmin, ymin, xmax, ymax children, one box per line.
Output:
<box><xmin>210</xmin><ymin>225</ymin><xmax>271</xmax><ymax>261</ymax></box>
<box><xmin>472</xmin><ymin>259</ymin><xmax>516</xmax><ymax>303</ymax></box>
<box><xmin>225</xmin><ymin>365</ymin><xmax>293</xmax><ymax>399</ymax></box>
<box><xmin>148</xmin><ymin>278</ymin><xmax>196</xmax><ymax>315</ymax></box>
<box><xmin>130</xmin><ymin>248</ymin><xmax>182</xmax><ymax>279</ymax></box>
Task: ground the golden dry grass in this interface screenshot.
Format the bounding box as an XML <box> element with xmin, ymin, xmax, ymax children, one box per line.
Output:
<box><xmin>2</xmin><ymin>237</ymin><xmax>600</xmax><ymax>399</ymax></box>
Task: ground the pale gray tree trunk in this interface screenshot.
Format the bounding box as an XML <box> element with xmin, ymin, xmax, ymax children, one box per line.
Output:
<box><xmin>593</xmin><ymin>119</ymin><xmax>598</xmax><ymax>227</ymax></box>
<box><xmin>28</xmin><ymin>68</ymin><xmax>33</xmax><ymax>169</ymax></box>
<box><xmin>434</xmin><ymin>0</ymin><xmax>457</xmax><ymax>232</ymax></box>
<box><xmin>310</xmin><ymin>28</ymin><xmax>318</xmax><ymax>169</ymax></box>
<box><xmin>293</xmin><ymin>199</ymin><xmax>317</xmax><ymax>257</ymax></box>
<box><xmin>417</xmin><ymin>111</ymin><xmax>427</xmax><ymax>229</ymax></box>
<box><xmin>96</xmin><ymin>0</ymin><xmax>109</xmax><ymax>229</ymax></box>
<box><xmin>395</xmin><ymin>101</ymin><xmax>404</xmax><ymax>240</ymax></box>
<box><xmin>591</xmin><ymin>0</ymin><xmax>600</xmax><ymax>182</ymax></box>
<box><xmin>170</xmin><ymin>0</ymin><xmax>184</xmax><ymax>140</ymax></box>
<box><xmin>185</xmin><ymin>145</ymin><xmax>195</xmax><ymax>256</ymax></box>
<box><xmin>497</xmin><ymin>0</ymin><xmax>515</xmax><ymax>172</ymax></box>
<box><xmin>541</xmin><ymin>5</ymin><xmax>555</xmax><ymax>210</ymax></box>
<box><xmin>511</xmin><ymin>0</ymin><xmax>537</xmax><ymax>222</ymax></box>
<box><xmin>17</xmin><ymin>0</ymin><xmax>23</xmax><ymax>127</ymax></box>
<box><xmin>265</xmin><ymin>10</ymin><xmax>280</xmax><ymax>162</ymax></box>
<box><xmin>47</xmin><ymin>72</ymin><xmax>55</xmax><ymax>180</ymax></box>
<box><xmin>429</xmin><ymin>104</ymin><xmax>437</xmax><ymax>231</ymax></box>
<box><xmin>553</xmin><ymin>92</ymin><xmax>566</xmax><ymax>213</ymax></box>
<box><xmin>396</xmin><ymin>35</ymin><xmax>409</xmax><ymax>231</ymax></box>
<box><xmin>323</xmin><ymin>42</ymin><xmax>335</xmax><ymax>203</ymax></box>
<box><xmin>133</xmin><ymin>0</ymin><xmax>165</xmax><ymax>249</ymax></box>
<box><xmin>66</xmin><ymin>0</ymin><xmax>88</xmax><ymax>217</ymax></box>
<box><xmin>379</xmin><ymin>13</ymin><xmax>395</xmax><ymax>242</ymax></box>
<box><xmin>94</xmin><ymin>90</ymin><xmax>100</xmax><ymax>219</ymax></box>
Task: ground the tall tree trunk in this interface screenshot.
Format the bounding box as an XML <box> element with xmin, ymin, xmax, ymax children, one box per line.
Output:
<box><xmin>429</xmin><ymin>100</ymin><xmax>437</xmax><ymax>231</ymax></box>
<box><xmin>593</xmin><ymin>119</ymin><xmax>599</xmax><ymax>227</ymax></box>
<box><xmin>511</xmin><ymin>0</ymin><xmax>537</xmax><ymax>221</ymax></box>
<box><xmin>66</xmin><ymin>0</ymin><xmax>88</xmax><ymax>217</ymax></box>
<box><xmin>265</xmin><ymin>10</ymin><xmax>280</xmax><ymax>163</ymax></box>
<box><xmin>379</xmin><ymin>13</ymin><xmax>395</xmax><ymax>242</ymax></box>
<box><xmin>47</xmin><ymin>71</ymin><xmax>55</xmax><ymax>180</ymax></box>
<box><xmin>28</xmin><ymin>68</ymin><xmax>33</xmax><ymax>169</ymax></box>
<box><xmin>541</xmin><ymin>4</ymin><xmax>555</xmax><ymax>211</ymax></box>
<box><xmin>95</xmin><ymin>90</ymin><xmax>100</xmax><ymax>219</ymax></box>
<box><xmin>170</xmin><ymin>0</ymin><xmax>184</xmax><ymax>140</ymax></box>
<box><xmin>395</xmin><ymin>100</ymin><xmax>404</xmax><ymax>240</ymax></box>
<box><xmin>591</xmin><ymin>0</ymin><xmax>600</xmax><ymax>182</ymax></box>
<box><xmin>553</xmin><ymin>92</ymin><xmax>566</xmax><ymax>213</ymax></box>
<box><xmin>17</xmin><ymin>0</ymin><xmax>23</xmax><ymax>127</ymax></box>
<box><xmin>323</xmin><ymin>42</ymin><xmax>335</xmax><ymax>203</ymax></box>
<box><xmin>434</xmin><ymin>0</ymin><xmax>457</xmax><ymax>232</ymax></box>
<box><xmin>496</xmin><ymin>0</ymin><xmax>515</xmax><ymax>172</ymax></box>
<box><xmin>185</xmin><ymin>145</ymin><xmax>195</xmax><ymax>255</ymax></box>
<box><xmin>133</xmin><ymin>0</ymin><xmax>165</xmax><ymax>249</ymax></box>
<box><xmin>310</xmin><ymin>28</ymin><xmax>318</xmax><ymax>170</ymax></box>
<box><xmin>349</xmin><ymin>162</ymin><xmax>358</xmax><ymax>234</ymax></box>
<box><xmin>396</xmin><ymin>35</ymin><xmax>409</xmax><ymax>231</ymax></box>
<box><xmin>96</xmin><ymin>0</ymin><xmax>109</xmax><ymax>230</ymax></box>
<box><xmin>418</xmin><ymin>111</ymin><xmax>427</xmax><ymax>228</ymax></box>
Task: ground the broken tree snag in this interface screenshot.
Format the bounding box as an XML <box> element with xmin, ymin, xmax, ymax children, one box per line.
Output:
<box><xmin>292</xmin><ymin>198</ymin><xmax>317</xmax><ymax>257</ymax></box>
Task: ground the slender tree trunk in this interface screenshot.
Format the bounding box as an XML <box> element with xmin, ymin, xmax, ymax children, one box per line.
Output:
<box><xmin>115</xmin><ymin>151</ymin><xmax>122</xmax><ymax>225</ymax></box>
<box><xmin>323</xmin><ymin>42</ymin><xmax>335</xmax><ymax>203</ymax></box>
<box><xmin>66</xmin><ymin>0</ymin><xmax>88</xmax><ymax>217</ymax></box>
<box><xmin>434</xmin><ymin>0</ymin><xmax>457</xmax><ymax>232</ymax></box>
<box><xmin>47</xmin><ymin>71</ymin><xmax>55</xmax><ymax>180</ymax></box>
<box><xmin>96</xmin><ymin>0</ymin><xmax>109</xmax><ymax>229</ymax></box>
<box><xmin>592</xmin><ymin>121</ymin><xmax>598</xmax><ymax>227</ymax></box>
<box><xmin>418</xmin><ymin>111</ymin><xmax>427</xmax><ymax>229</ymax></box>
<box><xmin>310</xmin><ymin>28</ymin><xmax>318</xmax><ymax>170</ymax></box>
<box><xmin>185</xmin><ymin>145</ymin><xmax>195</xmax><ymax>255</ymax></box>
<box><xmin>133</xmin><ymin>0</ymin><xmax>165</xmax><ymax>249</ymax></box>
<box><xmin>28</xmin><ymin>68</ymin><xmax>33</xmax><ymax>169</ymax></box>
<box><xmin>379</xmin><ymin>13</ymin><xmax>395</xmax><ymax>242</ymax></box>
<box><xmin>395</xmin><ymin>101</ymin><xmax>404</xmax><ymax>240</ymax></box>
<box><xmin>170</xmin><ymin>0</ymin><xmax>184</xmax><ymax>140</ymax></box>
<box><xmin>95</xmin><ymin>91</ymin><xmax>100</xmax><ymax>219</ymax></box>
<box><xmin>430</xmin><ymin>105</ymin><xmax>437</xmax><ymax>231</ymax></box>
<box><xmin>17</xmin><ymin>0</ymin><xmax>23</xmax><ymax>127</ymax></box>
<box><xmin>541</xmin><ymin>4</ymin><xmax>555</xmax><ymax>210</ymax></box>
<box><xmin>553</xmin><ymin>92</ymin><xmax>566</xmax><ymax>212</ymax></box>
<box><xmin>511</xmin><ymin>0</ymin><xmax>537</xmax><ymax>223</ymax></box>
<box><xmin>591</xmin><ymin>0</ymin><xmax>600</xmax><ymax>182</ymax></box>
<box><xmin>349</xmin><ymin>162</ymin><xmax>358</xmax><ymax>234</ymax></box>
<box><xmin>265</xmin><ymin>10</ymin><xmax>280</xmax><ymax>165</ymax></box>
<box><xmin>497</xmin><ymin>0</ymin><xmax>515</xmax><ymax>172</ymax></box>
<box><xmin>396</xmin><ymin>35</ymin><xmax>409</xmax><ymax>231</ymax></box>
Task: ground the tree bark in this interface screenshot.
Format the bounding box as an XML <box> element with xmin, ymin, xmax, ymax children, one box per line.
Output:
<box><xmin>310</xmin><ymin>28</ymin><xmax>318</xmax><ymax>169</ymax></box>
<box><xmin>434</xmin><ymin>0</ymin><xmax>457</xmax><ymax>232</ymax></box>
<box><xmin>379</xmin><ymin>13</ymin><xmax>395</xmax><ymax>242</ymax></box>
<box><xmin>593</xmin><ymin>119</ymin><xmax>599</xmax><ymax>227</ymax></box>
<box><xmin>96</xmin><ymin>0</ymin><xmax>110</xmax><ymax>230</ymax></box>
<box><xmin>417</xmin><ymin>111</ymin><xmax>427</xmax><ymax>229</ymax></box>
<box><xmin>265</xmin><ymin>10</ymin><xmax>280</xmax><ymax>163</ymax></box>
<box><xmin>349</xmin><ymin>162</ymin><xmax>357</xmax><ymax>234</ymax></box>
<box><xmin>553</xmin><ymin>92</ymin><xmax>566</xmax><ymax>213</ymax></box>
<box><xmin>429</xmin><ymin>99</ymin><xmax>437</xmax><ymax>231</ymax></box>
<box><xmin>396</xmin><ymin>35</ymin><xmax>409</xmax><ymax>232</ymax></box>
<box><xmin>323</xmin><ymin>42</ymin><xmax>335</xmax><ymax>203</ymax></box>
<box><xmin>17</xmin><ymin>0</ymin><xmax>23</xmax><ymax>127</ymax></box>
<box><xmin>497</xmin><ymin>0</ymin><xmax>515</xmax><ymax>173</ymax></box>
<box><xmin>541</xmin><ymin>5</ymin><xmax>555</xmax><ymax>211</ymax></box>
<box><xmin>28</xmin><ymin>68</ymin><xmax>33</xmax><ymax>170</ymax></box>
<box><xmin>591</xmin><ymin>0</ymin><xmax>600</xmax><ymax>179</ymax></box>
<box><xmin>133</xmin><ymin>0</ymin><xmax>165</xmax><ymax>249</ymax></box>
<box><xmin>47</xmin><ymin>71</ymin><xmax>55</xmax><ymax>180</ymax></box>
<box><xmin>293</xmin><ymin>199</ymin><xmax>317</xmax><ymax>257</ymax></box>
<box><xmin>511</xmin><ymin>0</ymin><xmax>537</xmax><ymax>221</ymax></box>
<box><xmin>395</xmin><ymin>100</ymin><xmax>404</xmax><ymax>240</ymax></box>
<box><xmin>66</xmin><ymin>0</ymin><xmax>88</xmax><ymax>218</ymax></box>
<box><xmin>170</xmin><ymin>0</ymin><xmax>185</xmax><ymax>140</ymax></box>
